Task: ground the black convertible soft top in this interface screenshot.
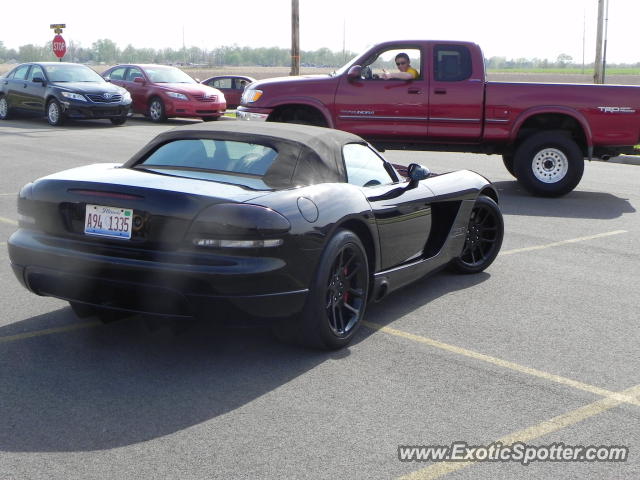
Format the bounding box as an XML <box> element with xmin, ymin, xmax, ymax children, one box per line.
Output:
<box><xmin>124</xmin><ymin>122</ymin><xmax>368</xmax><ymax>189</ymax></box>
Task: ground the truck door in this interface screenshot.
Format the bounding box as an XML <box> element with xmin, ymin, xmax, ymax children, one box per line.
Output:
<box><xmin>334</xmin><ymin>46</ymin><xmax>428</xmax><ymax>143</ymax></box>
<box><xmin>428</xmin><ymin>44</ymin><xmax>484</xmax><ymax>141</ymax></box>
<box><xmin>343</xmin><ymin>143</ymin><xmax>433</xmax><ymax>269</ymax></box>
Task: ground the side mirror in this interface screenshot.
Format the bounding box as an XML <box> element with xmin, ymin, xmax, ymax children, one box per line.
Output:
<box><xmin>133</xmin><ymin>77</ymin><xmax>145</xmax><ymax>84</ymax></box>
<box><xmin>407</xmin><ymin>163</ymin><xmax>431</xmax><ymax>184</ymax></box>
<box><xmin>104</xmin><ymin>77</ymin><xmax>111</xmax><ymax>82</ymax></box>
<box><xmin>32</xmin><ymin>77</ymin><xmax>45</xmax><ymax>84</ymax></box>
<box><xmin>347</xmin><ymin>65</ymin><xmax>362</xmax><ymax>81</ymax></box>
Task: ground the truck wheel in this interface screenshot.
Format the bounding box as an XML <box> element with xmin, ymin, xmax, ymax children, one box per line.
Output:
<box><xmin>276</xmin><ymin>107</ymin><xmax>327</xmax><ymax>127</ymax></box>
<box><xmin>513</xmin><ymin>131</ymin><xmax>584</xmax><ymax>197</ymax></box>
<box><xmin>273</xmin><ymin>230</ymin><xmax>369</xmax><ymax>350</ymax></box>
<box><xmin>502</xmin><ymin>153</ymin><xmax>516</xmax><ymax>178</ymax></box>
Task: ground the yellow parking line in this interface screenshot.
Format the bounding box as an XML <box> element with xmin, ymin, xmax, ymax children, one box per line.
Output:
<box><xmin>0</xmin><ymin>321</ymin><xmax>102</xmax><ymax>344</ymax></box>
<box><xmin>0</xmin><ymin>193</ymin><xmax>16</xmax><ymax>196</ymax></box>
<box><xmin>0</xmin><ymin>216</ymin><xmax>17</xmax><ymax>226</ymax></box>
<box><xmin>363</xmin><ymin>322</ymin><xmax>640</xmax><ymax>407</ymax></box>
<box><xmin>500</xmin><ymin>230</ymin><xmax>627</xmax><ymax>256</ymax></box>
<box><xmin>398</xmin><ymin>383</ymin><xmax>640</xmax><ymax>479</ymax></box>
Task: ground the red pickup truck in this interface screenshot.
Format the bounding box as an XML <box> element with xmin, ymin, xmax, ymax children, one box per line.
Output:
<box><xmin>237</xmin><ymin>40</ymin><xmax>640</xmax><ymax>196</ymax></box>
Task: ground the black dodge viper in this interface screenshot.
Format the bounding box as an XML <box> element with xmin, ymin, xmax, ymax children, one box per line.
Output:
<box><xmin>8</xmin><ymin>122</ymin><xmax>504</xmax><ymax>349</ymax></box>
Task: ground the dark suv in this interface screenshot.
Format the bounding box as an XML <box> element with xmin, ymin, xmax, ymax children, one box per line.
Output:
<box><xmin>0</xmin><ymin>62</ymin><xmax>132</xmax><ymax>126</ymax></box>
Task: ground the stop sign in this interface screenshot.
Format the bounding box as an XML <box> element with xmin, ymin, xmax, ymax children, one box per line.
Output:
<box><xmin>52</xmin><ymin>34</ymin><xmax>66</xmax><ymax>59</ymax></box>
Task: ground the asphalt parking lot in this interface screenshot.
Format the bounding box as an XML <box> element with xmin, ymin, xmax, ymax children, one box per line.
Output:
<box><xmin>0</xmin><ymin>116</ymin><xmax>638</xmax><ymax>480</ymax></box>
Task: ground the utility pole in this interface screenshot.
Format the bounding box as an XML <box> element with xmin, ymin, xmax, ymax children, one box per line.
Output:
<box><xmin>290</xmin><ymin>0</ymin><xmax>300</xmax><ymax>76</ymax></box>
<box><xmin>602</xmin><ymin>0</ymin><xmax>609</xmax><ymax>83</ymax></box>
<box><xmin>594</xmin><ymin>0</ymin><xmax>605</xmax><ymax>84</ymax></box>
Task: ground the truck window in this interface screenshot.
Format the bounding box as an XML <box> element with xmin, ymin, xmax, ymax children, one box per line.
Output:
<box><xmin>361</xmin><ymin>48</ymin><xmax>422</xmax><ymax>80</ymax></box>
<box><xmin>434</xmin><ymin>45</ymin><xmax>472</xmax><ymax>82</ymax></box>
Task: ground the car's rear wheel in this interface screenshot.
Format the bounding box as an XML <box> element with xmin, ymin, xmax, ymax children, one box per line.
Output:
<box><xmin>46</xmin><ymin>99</ymin><xmax>65</xmax><ymax>126</ymax></box>
<box><xmin>273</xmin><ymin>230</ymin><xmax>369</xmax><ymax>350</ymax></box>
<box><xmin>148</xmin><ymin>97</ymin><xmax>166</xmax><ymax>122</ymax></box>
<box><xmin>450</xmin><ymin>195</ymin><xmax>504</xmax><ymax>274</ymax></box>
<box><xmin>69</xmin><ymin>301</ymin><xmax>127</xmax><ymax>324</ymax></box>
<box><xmin>0</xmin><ymin>96</ymin><xmax>11</xmax><ymax>120</ymax></box>
<box><xmin>201</xmin><ymin>116</ymin><xmax>219</xmax><ymax>122</ymax></box>
<box><xmin>513</xmin><ymin>131</ymin><xmax>584</xmax><ymax>196</ymax></box>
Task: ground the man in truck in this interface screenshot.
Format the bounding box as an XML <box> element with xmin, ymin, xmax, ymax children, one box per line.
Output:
<box><xmin>381</xmin><ymin>52</ymin><xmax>419</xmax><ymax>80</ymax></box>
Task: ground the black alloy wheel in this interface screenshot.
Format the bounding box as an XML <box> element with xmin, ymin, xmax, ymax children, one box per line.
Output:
<box><xmin>450</xmin><ymin>196</ymin><xmax>504</xmax><ymax>274</ymax></box>
<box><xmin>273</xmin><ymin>230</ymin><xmax>369</xmax><ymax>350</ymax></box>
<box><xmin>325</xmin><ymin>242</ymin><xmax>368</xmax><ymax>338</ymax></box>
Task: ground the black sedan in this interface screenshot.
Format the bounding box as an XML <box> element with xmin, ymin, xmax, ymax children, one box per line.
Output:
<box><xmin>0</xmin><ymin>62</ymin><xmax>132</xmax><ymax>126</ymax></box>
<box><xmin>8</xmin><ymin>122</ymin><xmax>503</xmax><ymax>349</ymax></box>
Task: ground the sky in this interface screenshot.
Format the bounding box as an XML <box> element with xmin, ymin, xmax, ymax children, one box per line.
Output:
<box><xmin>2</xmin><ymin>0</ymin><xmax>639</xmax><ymax>64</ymax></box>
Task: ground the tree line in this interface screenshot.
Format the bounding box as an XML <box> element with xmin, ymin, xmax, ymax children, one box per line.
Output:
<box><xmin>1</xmin><ymin>39</ymin><xmax>638</xmax><ymax>69</ymax></box>
<box><xmin>0</xmin><ymin>39</ymin><xmax>356</xmax><ymax>67</ymax></box>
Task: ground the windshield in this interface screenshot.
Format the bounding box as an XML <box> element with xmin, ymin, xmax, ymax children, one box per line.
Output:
<box><xmin>45</xmin><ymin>64</ymin><xmax>105</xmax><ymax>83</ymax></box>
<box><xmin>332</xmin><ymin>53</ymin><xmax>363</xmax><ymax>77</ymax></box>
<box><xmin>145</xmin><ymin>66</ymin><xmax>196</xmax><ymax>84</ymax></box>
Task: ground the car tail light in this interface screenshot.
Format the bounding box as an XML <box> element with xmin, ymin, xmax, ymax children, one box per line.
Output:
<box><xmin>188</xmin><ymin>203</ymin><xmax>290</xmax><ymax>248</ymax></box>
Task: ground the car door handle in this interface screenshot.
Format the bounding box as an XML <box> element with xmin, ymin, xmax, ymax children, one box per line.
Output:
<box><xmin>408</xmin><ymin>87</ymin><xmax>422</xmax><ymax>94</ymax></box>
<box><xmin>434</xmin><ymin>88</ymin><xmax>447</xmax><ymax>94</ymax></box>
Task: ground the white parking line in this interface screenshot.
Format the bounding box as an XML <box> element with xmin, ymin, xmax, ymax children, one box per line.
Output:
<box><xmin>500</xmin><ymin>230</ymin><xmax>627</xmax><ymax>256</ymax></box>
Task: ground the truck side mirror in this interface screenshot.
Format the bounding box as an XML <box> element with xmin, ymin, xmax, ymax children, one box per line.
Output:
<box><xmin>134</xmin><ymin>77</ymin><xmax>146</xmax><ymax>84</ymax></box>
<box><xmin>407</xmin><ymin>163</ymin><xmax>431</xmax><ymax>185</ymax></box>
<box><xmin>347</xmin><ymin>65</ymin><xmax>362</xmax><ymax>81</ymax></box>
<box><xmin>32</xmin><ymin>77</ymin><xmax>45</xmax><ymax>84</ymax></box>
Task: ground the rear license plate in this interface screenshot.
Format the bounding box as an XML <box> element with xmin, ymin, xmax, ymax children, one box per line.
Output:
<box><xmin>84</xmin><ymin>204</ymin><xmax>133</xmax><ymax>239</ymax></box>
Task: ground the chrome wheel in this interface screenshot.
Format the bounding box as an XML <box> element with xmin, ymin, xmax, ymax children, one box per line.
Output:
<box><xmin>531</xmin><ymin>148</ymin><xmax>569</xmax><ymax>183</ymax></box>
<box><xmin>47</xmin><ymin>101</ymin><xmax>61</xmax><ymax>125</ymax></box>
<box><xmin>149</xmin><ymin>99</ymin><xmax>164</xmax><ymax>122</ymax></box>
<box><xmin>325</xmin><ymin>243</ymin><xmax>367</xmax><ymax>336</ymax></box>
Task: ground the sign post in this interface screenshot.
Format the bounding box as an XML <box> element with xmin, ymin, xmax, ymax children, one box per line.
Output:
<box><xmin>50</xmin><ymin>24</ymin><xmax>67</xmax><ymax>61</ymax></box>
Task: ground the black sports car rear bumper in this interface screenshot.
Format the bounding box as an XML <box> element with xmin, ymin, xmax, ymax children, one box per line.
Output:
<box><xmin>8</xmin><ymin>229</ymin><xmax>308</xmax><ymax>320</ymax></box>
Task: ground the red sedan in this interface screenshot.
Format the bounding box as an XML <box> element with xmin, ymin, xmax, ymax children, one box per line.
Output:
<box><xmin>201</xmin><ymin>75</ymin><xmax>255</xmax><ymax>109</ymax></box>
<box><xmin>102</xmin><ymin>64</ymin><xmax>226</xmax><ymax>122</ymax></box>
